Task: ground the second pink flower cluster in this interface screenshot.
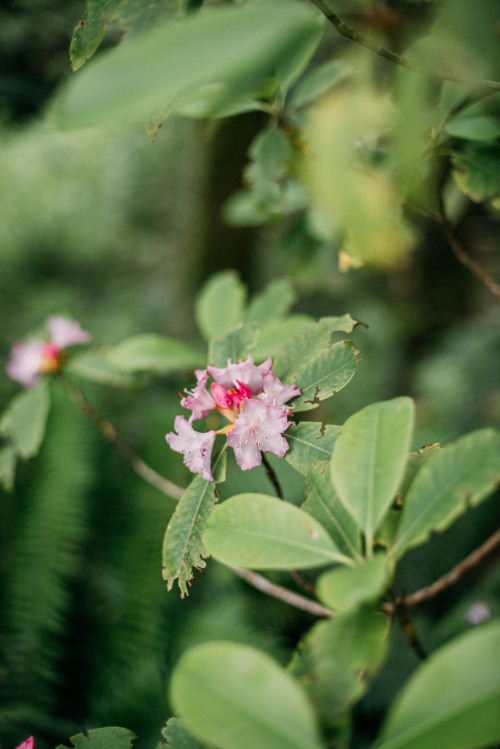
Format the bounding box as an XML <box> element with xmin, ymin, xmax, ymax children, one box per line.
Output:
<box><xmin>166</xmin><ymin>357</ymin><xmax>301</xmax><ymax>481</ymax></box>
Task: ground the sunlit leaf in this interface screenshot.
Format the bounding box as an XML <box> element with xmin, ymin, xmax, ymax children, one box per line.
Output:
<box><xmin>375</xmin><ymin>622</ymin><xmax>500</xmax><ymax>749</ymax></box>
<box><xmin>316</xmin><ymin>554</ymin><xmax>390</xmax><ymax>613</ymax></box>
<box><xmin>285</xmin><ymin>422</ymin><xmax>339</xmax><ymax>476</ymax></box>
<box><xmin>330</xmin><ymin>398</ymin><xmax>415</xmax><ymax>547</ymax></box>
<box><xmin>391</xmin><ymin>428</ymin><xmax>500</xmax><ymax>559</ymax></box>
<box><xmin>195</xmin><ymin>270</ymin><xmax>247</xmax><ymax>343</ymax></box>
<box><xmin>302</xmin><ymin>460</ymin><xmax>361</xmax><ymax>560</ymax></box>
<box><xmin>171</xmin><ymin>641</ymin><xmax>323</xmax><ymax>749</ymax></box>
<box><xmin>106</xmin><ymin>334</ymin><xmax>203</xmax><ymax>373</ymax></box>
<box><xmin>56</xmin><ymin>727</ymin><xmax>137</xmax><ymax>749</ymax></box>
<box><xmin>0</xmin><ymin>383</ymin><xmax>51</xmax><ymax>460</ymax></box>
<box><xmin>203</xmin><ymin>493</ymin><xmax>351</xmax><ymax>569</ymax></box>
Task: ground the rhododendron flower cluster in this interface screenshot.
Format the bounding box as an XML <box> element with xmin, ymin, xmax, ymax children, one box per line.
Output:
<box><xmin>7</xmin><ymin>316</ymin><xmax>91</xmax><ymax>388</ymax></box>
<box><xmin>166</xmin><ymin>357</ymin><xmax>300</xmax><ymax>480</ymax></box>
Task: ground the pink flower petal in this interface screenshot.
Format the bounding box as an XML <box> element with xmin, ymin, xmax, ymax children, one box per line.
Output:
<box><xmin>207</xmin><ymin>357</ymin><xmax>273</xmax><ymax>395</ymax></box>
<box><xmin>166</xmin><ymin>415</ymin><xmax>216</xmax><ymax>481</ymax></box>
<box><xmin>6</xmin><ymin>340</ymin><xmax>45</xmax><ymax>388</ymax></box>
<box><xmin>46</xmin><ymin>316</ymin><xmax>91</xmax><ymax>348</ymax></box>
<box><xmin>227</xmin><ymin>399</ymin><xmax>290</xmax><ymax>471</ymax></box>
<box><xmin>211</xmin><ymin>382</ymin><xmax>234</xmax><ymax>409</ymax></box>
<box><xmin>181</xmin><ymin>369</ymin><xmax>215</xmax><ymax>421</ymax></box>
<box><xmin>258</xmin><ymin>371</ymin><xmax>301</xmax><ymax>410</ymax></box>
<box><xmin>15</xmin><ymin>738</ymin><xmax>35</xmax><ymax>749</ymax></box>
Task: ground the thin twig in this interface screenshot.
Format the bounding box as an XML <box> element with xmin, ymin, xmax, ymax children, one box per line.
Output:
<box><xmin>59</xmin><ymin>374</ymin><xmax>185</xmax><ymax>500</ymax></box>
<box><xmin>437</xmin><ymin>212</ymin><xmax>500</xmax><ymax>302</ymax></box>
<box><xmin>382</xmin><ymin>527</ymin><xmax>500</xmax><ymax>614</ymax></box>
<box><xmin>262</xmin><ymin>452</ymin><xmax>283</xmax><ymax>498</ymax></box>
<box><xmin>309</xmin><ymin>0</ymin><xmax>500</xmax><ymax>91</ymax></box>
<box><xmin>230</xmin><ymin>565</ymin><xmax>333</xmax><ymax>618</ymax></box>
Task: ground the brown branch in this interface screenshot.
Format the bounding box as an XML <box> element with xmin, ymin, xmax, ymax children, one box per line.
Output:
<box><xmin>309</xmin><ymin>0</ymin><xmax>500</xmax><ymax>92</ymax></box>
<box><xmin>438</xmin><ymin>212</ymin><xmax>500</xmax><ymax>302</ymax></box>
<box><xmin>230</xmin><ymin>565</ymin><xmax>333</xmax><ymax>618</ymax></box>
<box><xmin>382</xmin><ymin>527</ymin><xmax>500</xmax><ymax>615</ymax></box>
<box><xmin>59</xmin><ymin>375</ymin><xmax>185</xmax><ymax>500</ymax></box>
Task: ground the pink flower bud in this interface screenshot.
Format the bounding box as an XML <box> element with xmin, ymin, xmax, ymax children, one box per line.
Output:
<box><xmin>211</xmin><ymin>382</ymin><xmax>234</xmax><ymax>409</ymax></box>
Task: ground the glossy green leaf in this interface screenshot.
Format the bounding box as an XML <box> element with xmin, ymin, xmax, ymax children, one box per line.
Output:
<box><xmin>316</xmin><ymin>554</ymin><xmax>390</xmax><ymax>613</ymax></box>
<box><xmin>289</xmin><ymin>59</ymin><xmax>353</xmax><ymax>110</ymax></box>
<box><xmin>56</xmin><ymin>727</ymin><xmax>137</xmax><ymax>749</ymax></box>
<box><xmin>67</xmin><ymin>349</ymin><xmax>142</xmax><ymax>387</ymax></box>
<box><xmin>0</xmin><ymin>444</ymin><xmax>17</xmax><ymax>492</ymax></box>
<box><xmin>289</xmin><ymin>609</ymin><xmax>388</xmax><ymax>725</ymax></box>
<box><xmin>203</xmin><ymin>493</ymin><xmax>351</xmax><ymax>569</ymax></box>
<box><xmin>391</xmin><ymin>428</ymin><xmax>500</xmax><ymax>559</ymax></box>
<box><xmin>274</xmin><ymin>315</ymin><xmax>361</xmax><ymax>412</ymax></box>
<box><xmin>444</xmin><ymin>102</ymin><xmax>500</xmax><ymax>142</ymax></box>
<box><xmin>106</xmin><ymin>334</ymin><xmax>202</xmax><ymax>373</ymax></box>
<box><xmin>195</xmin><ymin>270</ymin><xmax>247</xmax><ymax>343</ymax></box>
<box><xmin>452</xmin><ymin>143</ymin><xmax>500</xmax><ymax>202</ymax></box>
<box><xmin>330</xmin><ymin>398</ymin><xmax>415</xmax><ymax>546</ymax></box>
<box><xmin>285</xmin><ymin>421</ymin><xmax>340</xmax><ymax>476</ymax></box>
<box><xmin>0</xmin><ymin>383</ymin><xmax>51</xmax><ymax>460</ymax></box>
<box><xmin>208</xmin><ymin>323</ymin><xmax>259</xmax><ymax>368</ymax></box>
<box><xmin>70</xmin><ymin>0</ymin><xmax>123</xmax><ymax>71</ymax></box>
<box><xmin>171</xmin><ymin>641</ymin><xmax>322</xmax><ymax>749</ymax></box>
<box><xmin>162</xmin><ymin>472</ymin><xmax>217</xmax><ymax>597</ymax></box>
<box><xmin>56</xmin><ymin>2</ymin><xmax>316</xmax><ymax>129</ymax></box>
<box><xmin>246</xmin><ymin>278</ymin><xmax>296</xmax><ymax>324</ymax></box>
<box><xmin>161</xmin><ymin>718</ymin><xmax>208</xmax><ymax>749</ymax></box>
<box><xmin>302</xmin><ymin>460</ymin><xmax>361</xmax><ymax>559</ymax></box>
<box><xmin>375</xmin><ymin>622</ymin><xmax>500</xmax><ymax>749</ymax></box>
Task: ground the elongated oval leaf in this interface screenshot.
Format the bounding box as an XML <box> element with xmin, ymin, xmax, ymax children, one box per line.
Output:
<box><xmin>56</xmin><ymin>2</ymin><xmax>316</xmax><ymax>129</ymax></box>
<box><xmin>285</xmin><ymin>421</ymin><xmax>340</xmax><ymax>476</ymax></box>
<box><xmin>171</xmin><ymin>641</ymin><xmax>322</xmax><ymax>749</ymax></box>
<box><xmin>391</xmin><ymin>428</ymin><xmax>500</xmax><ymax>559</ymax></box>
<box><xmin>67</xmin><ymin>349</ymin><xmax>143</xmax><ymax>387</ymax></box>
<box><xmin>330</xmin><ymin>398</ymin><xmax>414</xmax><ymax>546</ymax></box>
<box><xmin>0</xmin><ymin>383</ymin><xmax>51</xmax><ymax>459</ymax></box>
<box><xmin>203</xmin><ymin>493</ymin><xmax>350</xmax><ymax>569</ymax></box>
<box><xmin>107</xmin><ymin>334</ymin><xmax>203</xmax><ymax>373</ymax></box>
<box><xmin>245</xmin><ymin>278</ymin><xmax>296</xmax><ymax>324</ymax></box>
<box><xmin>375</xmin><ymin>622</ymin><xmax>500</xmax><ymax>749</ymax></box>
<box><xmin>162</xmin><ymin>473</ymin><xmax>217</xmax><ymax>597</ymax></box>
<box><xmin>316</xmin><ymin>554</ymin><xmax>390</xmax><ymax>613</ymax></box>
<box><xmin>196</xmin><ymin>270</ymin><xmax>247</xmax><ymax>343</ymax></box>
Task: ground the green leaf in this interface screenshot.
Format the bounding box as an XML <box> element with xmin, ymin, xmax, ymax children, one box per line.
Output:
<box><xmin>248</xmin><ymin>314</ymin><xmax>313</xmax><ymax>362</ymax></box>
<box><xmin>67</xmin><ymin>348</ymin><xmax>143</xmax><ymax>387</ymax></box>
<box><xmin>56</xmin><ymin>727</ymin><xmax>137</xmax><ymax>749</ymax></box>
<box><xmin>0</xmin><ymin>383</ymin><xmax>51</xmax><ymax>460</ymax></box>
<box><xmin>161</xmin><ymin>718</ymin><xmax>209</xmax><ymax>749</ymax></box>
<box><xmin>208</xmin><ymin>323</ymin><xmax>259</xmax><ymax>368</ymax></box>
<box><xmin>56</xmin><ymin>2</ymin><xmax>316</xmax><ymax>129</ymax></box>
<box><xmin>203</xmin><ymin>493</ymin><xmax>351</xmax><ymax>569</ymax></box>
<box><xmin>289</xmin><ymin>609</ymin><xmax>388</xmax><ymax>725</ymax></box>
<box><xmin>274</xmin><ymin>315</ymin><xmax>361</xmax><ymax>412</ymax></box>
<box><xmin>302</xmin><ymin>460</ymin><xmax>361</xmax><ymax>560</ymax></box>
<box><xmin>316</xmin><ymin>554</ymin><xmax>390</xmax><ymax>613</ymax></box>
<box><xmin>375</xmin><ymin>622</ymin><xmax>500</xmax><ymax>749</ymax></box>
<box><xmin>246</xmin><ymin>278</ymin><xmax>296</xmax><ymax>325</ymax></box>
<box><xmin>452</xmin><ymin>143</ymin><xmax>500</xmax><ymax>202</ymax></box>
<box><xmin>390</xmin><ymin>429</ymin><xmax>500</xmax><ymax>559</ymax></box>
<box><xmin>444</xmin><ymin>103</ymin><xmax>500</xmax><ymax>142</ymax></box>
<box><xmin>106</xmin><ymin>334</ymin><xmax>203</xmax><ymax>373</ymax></box>
<box><xmin>289</xmin><ymin>59</ymin><xmax>353</xmax><ymax>110</ymax></box>
<box><xmin>330</xmin><ymin>398</ymin><xmax>415</xmax><ymax>547</ymax></box>
<box><xmin>195</xmin><ymin>270</ymin><xmax>247</xmax><ymax>343</ymax></box>
<box><xmin>162</xmin><ymin>473</ymin><xmax>217</xmax><ymax>597</ymax></box>
<box><xmin>275</xmin><ymin>16</ymin><xmax>324</xmax><ymax>95</ymax></box>
<box><xmin>170</xmin><ymin>641</ymin><xmax>323</xmax><ymax>749</ymax></box>
<box><xmin>0</xmin><ymin>444</ymin><xmax>17</xmax><ymax>491</ymax></box>
<box><xmin>285</xmin><ymin>421</ymin><xmax>340</xmax><ymax>476</ymax></box>
<box><xmin>69</xmin><ymin>0</ymin><xmax>123</xmax><ymax>71</ymax></box>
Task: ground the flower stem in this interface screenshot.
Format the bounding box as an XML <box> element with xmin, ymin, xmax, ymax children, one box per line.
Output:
<box><xmin>58</xmin><ymin>374</ymin><xmax>185</xmax><ymax>500</ymax></box>
<box><xmin>262</xmin><ymin>452</ymin><xmax>282</xmax><ymax>498</ymax></box>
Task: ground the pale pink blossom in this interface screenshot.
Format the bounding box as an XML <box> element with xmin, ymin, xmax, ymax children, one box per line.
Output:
<box><xmin>181</xmin><ymin>369</ymin><xmax>215</xmax><ymax>421</ymax></box>
<box><xmin>207</xmin><ymin>357</ymin><xmax>273</xmax><ymax>394</ymax></box>
<box><xmin>7</xmin><ymin>317</ymin><xmax>91</xmax><ymax>388</ymax></box>
<box><xmin>258</xmin><ymin>371</ymin><xmax>301</xmax><ymax>410</ymax></box>
<box><xmin>166</xmin><ymin>415</ymin><xmax>216</xmax><ymax>481</ymax></box>
<box><xmin>227</xmin><ymin>398</ymin><xmax>291</xmax><ymax>471</ymax></box>
<box><xmin>15</xmin><ymin>738</ymin><xmax>35</xmax><ymax>749</ymax></box>
<box><xmin>46</xmin><ymin>315</ymin><xmax>91</xmax><ymax>348</ymax></box>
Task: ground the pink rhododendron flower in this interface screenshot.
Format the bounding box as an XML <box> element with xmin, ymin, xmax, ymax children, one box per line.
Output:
<box><xmin>227</xmin><ymin>398</ymin><xmax>290</xmax><ymax>471</ymax></box>
<box><xmin>181</xmin><ymin>369</ymin><xmax>215</xmax><ymax>421</ymax></box>
<box><xmin>15</xmin><ymin>738</ymin><xmax>35</xmax><ymax>749</ymax></box>
<box><xmin>207</xmin><ymin>356</ymin><xmax>272</xmax><ymax>394</ymax></box>
<box><xmin>6</xmin><ymin>317</ymin><xmax>91</xmax><ymax>388</ymax></box>
<box><xmin>166</xmin><ymin>416</ymin><xmax>216</xmax><ymax>481</ymax></box>
<box><xmin>166</xmin><ymin>357</ymin><xmax>300</xmax><ymax>480</ymax></box>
